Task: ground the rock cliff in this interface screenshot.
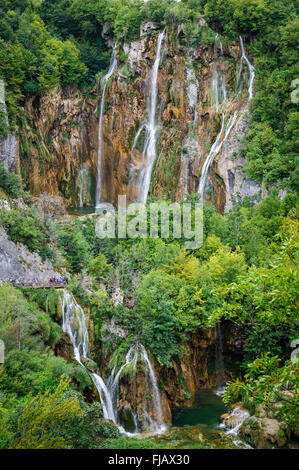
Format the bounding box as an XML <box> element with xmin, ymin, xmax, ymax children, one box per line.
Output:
<box><xmin>16</xmin><ymin>24</ymin><xmax>261</xmax><ymax>212</ymax></box>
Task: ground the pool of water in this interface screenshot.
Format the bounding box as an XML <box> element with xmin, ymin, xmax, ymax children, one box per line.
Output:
<box><xmin>172</xmin><ymin>390</ymin><xmax>227</xmax><ymax>428</ymax></box>
<box><xmin>67</xmin><ymin>206</ymin><xmax>96</xmax><ymax>216</ymax></box>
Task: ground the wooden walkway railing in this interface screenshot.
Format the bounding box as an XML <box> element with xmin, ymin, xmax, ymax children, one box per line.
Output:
<box><xmin>9</xmin><ymin>283</ymin><xmax>68</xmax><ymax>289</ymax></box>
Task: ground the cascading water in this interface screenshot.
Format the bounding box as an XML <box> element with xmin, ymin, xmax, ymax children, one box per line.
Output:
<box><xmin>238</xmin><ymin>37</ymin><xmax>255</xmax><ymax>100</ymax></box>
<box><xmin>61</xmin><ymin>290</ymin><xmax>117</xmax><ymax>424</ymax></box>
<box><xmin>219</xmin><ymin>406</ymin><xmax>252</xmax><ymax>448</ymax></box>
<box><xmin>61</xmin><ymin>290</ymin><xmax>89</xmax><ymax>362</ymax></box>
<box><xmin>214</xmin><ymin>33</ymin><xmax>223</xmax><ymax>56</ymax></box>
<box><xmin>60</xmin><ymin>290</ymin><xmax>165</xmax><ymax>434</ymax></box>
<box><xmin>129</xmin><ymin>30</ymin><xmax>166</xmax><ymax>205</ymax></box>
<box><xmin>199</xmin><ymin>112</ymin><xmax>238</xmax><ymax>199</ymax></box>
<box><xmin>180</xmin><ymin>65</ymin><xmax>200</xmax><ymax>196</ymax></box>
<box><xmin>215</xmin><ymin>322</ymin><xmax>225</xmax><ymax>396</ymax></box>
<box><xmin>96</xmin><ymin>46</ymin><xmax>118</xmax><ymax>208</ymax></box>
<box><xmin>199</xmin><ymin>34</ymin><xmax>255</xmax><ymax>200</ymax></box>
<box><xmin>78</xmin><ymin>166</ymin><xmax>91</xmax><ymax>208</ymax></box>
<box><xmin>107</xmin><ymin>343</ymin><xmax>166</xmax><ymax>434</ymax></box>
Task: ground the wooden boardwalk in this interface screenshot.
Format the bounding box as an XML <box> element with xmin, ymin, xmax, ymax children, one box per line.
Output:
<box><xmin>13</xmin><ymin>283</ymin><xmax>68</xmax><ymax>290</ymax></box>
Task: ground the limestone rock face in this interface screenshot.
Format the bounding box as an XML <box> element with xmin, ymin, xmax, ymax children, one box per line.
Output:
<box><xmin>158</xmin><ymin>329</ymin><xmax>219</xmax><ymax>410</ymax></box>
<box><xmin>140</xmin><ymin>21</ymin><xmax>160</xmax><ymax>36</ymax></box>
<box><xmin>21</xmin><ymin>85</ymin><xmax>98</xmax><ymax>206</ymax></box>
<box><xmin>216</xmin><ymin>108</ymin><xmax>260</xmax><ymax>212</ymax></box>
<box><xmin>241</xmin><ymin>416</ymin><xmax>287</xmax><ymax>449</ymax></box>
<box><xmin>102</xmin><ymin>327</ymin><xmax>222</xmax><ymax>430</ymax></box>
<box><xmin>0</xmin><ymin>81</ymin><xmax>19</xmax><ymax>173</ymax></box>
<box><xmin>54</xmin><ymin>332</ymin><xmax>74</xmax><ymax>362</ymax></box>
<box><xmin>0</xmin><ymin>133</ymin><xmax>18</xmax><ymax>173</ymax></box>
<box><xmin>0</xmin><ymin>226</ymin><xmax>64</xmax><ymax>284</ymax></box>
<box><xmin>19</xmin><ymin>29</ymin><xmax>260</xmax><ymax>212</ymax></box>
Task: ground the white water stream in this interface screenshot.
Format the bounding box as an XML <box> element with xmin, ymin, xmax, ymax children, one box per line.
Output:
<box><xmin>198</xmin><ymin>35</ymin><xmax>255</xmax><ymax>200</ymax></box>
<box><xmin>60</xmin><ymin>290</ymin><xmax>165</xmax><ymax>434</ymax></box>
<box><xmin>96</xmin><ymin>46</ymin><xmax>118</xmax><ymax>208</ymax></box>
<box><xmin>129</xmin><ymin>31</ymin><xmax>166</xmax><ymax>205</ymax></box>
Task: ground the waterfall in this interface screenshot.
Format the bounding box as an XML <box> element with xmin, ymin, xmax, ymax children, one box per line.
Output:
<box><xmin>199</xmin><ymin>112</ymin><xmax>238</xmax><ymax>199</ymax></box>
<box><xmin>198</xmin><ymin>34</ymin><xmax>255</xmax><ymax>200</ymax></box>
<box><xmin>139</xmin><ymin>344</ymin><xmax>166</xmax><ymax>433</ymax></box>
<box><xmin>60</xmin><ymin>290</ymin><xmax>165</xmax><ymax>434</ymax></box>
<box><xmin>79</xmin><ymin>166</ymin><xmax>90</xmax><ymax>207</ymax></box>
<box><xmin>96</xmin><ymin>46</ymin><xmax>118</xmax><ymax>208</ymax></box>
<box><xmin>107</xmin><ymin>342</ymin><xmax>166</xmax><ymax>434</ymax></box>
<box><xmin>212</xmin><ymin>66</ymin><xmax>220</xmax><ymax>112</ymax></box>
<box><xmin>180</xmin><ymin>66</ymin><xmax>200</xmax><ymax>196</ymax></box>
<box><xmin>129</xmin><ymin>30</ymin><xmax>166</xmax><ymax>205</ymax></box>
<box><xmin>215</xmin><ymin>322</ymin><xmax>225</xmax><ymax>396</ymax></box>
<box><xmin>238</xmin><ymin>37</ymin><xmax>255</xmax><ymax>100</ymax></box>
<box><xmin>212</xmin><ymin>66</ymin><xmax>227</xmax><ymax>112</ymax></box>
<box><xmin>61</xmin><ymin>290</ymin><xmax>118</xmax><ymax>424</ymax></box>
<box><xmin>219</xmin><ymin>406</ymin><xmax>252</xmax><ymax>448</ymax></box>
<box><xmin>61</xmin><ymin>290</ymin><xmax>89</xmax><ymax>362</ymax></box>
<box><xmin>214</xmin><ymin>33</ymin><xmax>223</xmax><ymax>56</ymax></box>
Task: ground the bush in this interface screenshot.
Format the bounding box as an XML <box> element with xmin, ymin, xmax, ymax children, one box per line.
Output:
<box><xmin>0</xmin><ymin>209</ymin><xmax>46</xmax><ymax>252</ymax></box>
<box><xmin>0</xmin><ymin>164</ymin><xmax>22</xmax><ymax>198</ymax></box>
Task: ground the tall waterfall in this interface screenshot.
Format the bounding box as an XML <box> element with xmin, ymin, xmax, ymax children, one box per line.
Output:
<box><xmin>79</xmin><ymin>166</ymin><xmax>92</xmax><ymax>207</ymax></box>
<box><xmin>215</xmin><ymin>322</ymin><xmax>225</xmax><ymax>396</ymax></box>
<box><xmin>129</xmin><ymin>30</ymin><xmax>166</xmax><ymax>205</ymax></box>
<box><xmin>61</xmin><ymin>290</ymin><xmax>117</xmax><ymax>424</ymax></box>
<box><xmin>198</xmin><ymin>112</ymin><xmax>238</xmax><ymax>198</ymax></box>
<box><xmin>238</xmin><ymin>36</ymin><xmax>255</xmax><ymax>100</ymax></box>
<box><xmin>96</xmin><ymin>46</ymin><xmax>118</xmax><ymax>208</ymax></box>
<box><xmin>107</xmin><ymin>343</ymin><xmax>166</xmax><ymax>434</ymax></box>
<box><xmin>198</xmin><ymin>35</ymin><xmax>255</xmax><ymax>200</ymax></box>
<box><xmin>60</xmin><ymin>290</ymin><xmax>165</xmax><ymax>434</ymax></box>
<box><xmin>180</xmin><ymin>66</ymin><xmax>200</xmax><ymax>196</ymax></box>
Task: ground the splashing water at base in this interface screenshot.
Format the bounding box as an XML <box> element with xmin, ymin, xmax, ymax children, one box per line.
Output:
<box><xmin>219</xmin><ymin>405</ymin><xmax>252</xmax><ymax>448</ymax></box>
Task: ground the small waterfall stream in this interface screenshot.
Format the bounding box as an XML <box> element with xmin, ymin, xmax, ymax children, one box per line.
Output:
<box><xmin>108</xmin><ymin>343</ymin><xmax>166</xmax><ymax>434</ymax></box>
<box><xmin>198</xmin><ymin>35</ymin><xmax>255</xmax><ymax>200</ymax></box>
<box><xmin>78</xmin><ymin>166</ymin><xmax>92</xmax><ymax>208</ymax></box>
<box><xmin>215</xmin><ymin>322</ymin><xmax>225</xmax><ymax>396</ymax></box>
<box><xmin>96</xmin><ymin>46</ymin><xmax>118</xmax><ymax>208</ymax></box>
<box><xmin>129</xmin><ymin>30</ymin><xmax>166</xmax><ymax>205</ymax></box>
<box><xmin>238</xmin><ymin>37</ymin><xmax>255</xmax><ymax>100</ymax></box>
<box><xmin>60</xmin><ymin>290</ymin><xmax>165</xmax><ymax>435</ymax></box>
<box><xmin>199</xmin><ymin>112</ymin><xmax>238</xmax><ymax>199</ymax></box>
<box><xmin>180</xmin><ymin>65</ymin><xmax>200</xmax><ymax>196</ymax></box>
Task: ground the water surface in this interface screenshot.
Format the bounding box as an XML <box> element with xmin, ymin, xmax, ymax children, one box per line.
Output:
<box><xmin>172</xmin><ymin>390</ymin><xmax>227</xmax><ymax>428</ymax></box>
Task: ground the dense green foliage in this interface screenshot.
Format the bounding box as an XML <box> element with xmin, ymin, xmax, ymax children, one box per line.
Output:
<box><xmin>0</xmin><ymin>163</ymin><xmax>22</xmax><ymax>198</ymax></box>
<box><xmin>47</xmin><ymin>194</ymin><xmax>298</xmax><ymax>371</ymax></box>
<box><xmin>204</xmin><ymin>0</ymin><xmax>299</xmax><ymax>192</ymax></box>
<box><xmin>0</xmin><ymin>283</ymin><xmax>123</xmax><ymax>448</ymax></box>
<box><xmin>224</xmin><ymin>354</ymin><xmax>299</xmax><ymax>440</ymax></box>
<box><xmin>0</xmin><ymin>194</ymin><xmax>298</xmax><ymax>448</ymax></box>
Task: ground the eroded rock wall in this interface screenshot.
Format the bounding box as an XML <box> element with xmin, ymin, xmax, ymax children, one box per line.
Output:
<box><xmin>21</xmin><ymin>86</ymin><xmax>98</xmax><ymax>206</ymax></box>
<box><xmin>19</xmin><ymin>26</ymin><xmax>260</xmax><ymax>212</ymax></box>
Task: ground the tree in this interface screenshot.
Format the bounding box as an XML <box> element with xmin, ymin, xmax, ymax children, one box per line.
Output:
<box><xmin>4</xmin><ymin>378</ymin><xmax>82</xmax><ymax>449</ymax></box>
